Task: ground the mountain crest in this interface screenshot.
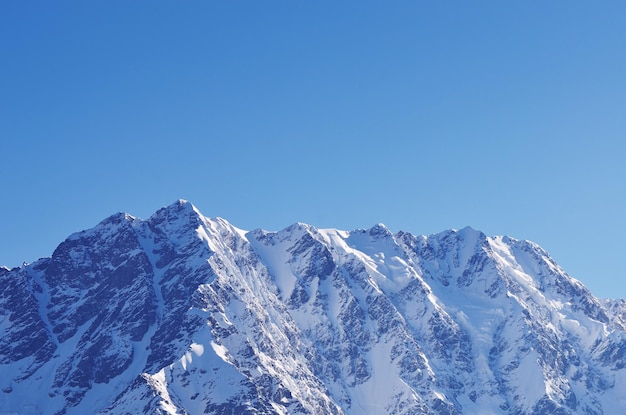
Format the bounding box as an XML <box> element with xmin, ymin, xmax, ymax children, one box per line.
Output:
<box><xmin>1</xmin><ymin>201</ymin><xmax>625</xmax><ymax>415</ymax></box>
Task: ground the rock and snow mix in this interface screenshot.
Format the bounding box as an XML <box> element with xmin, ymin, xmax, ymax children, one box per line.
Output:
<box><xmin>1</xmin><ymin>200</ymin><xmax>625</xmax><ymax>414</ymax></box>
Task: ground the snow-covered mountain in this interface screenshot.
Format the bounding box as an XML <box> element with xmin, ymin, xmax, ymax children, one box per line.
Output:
<box><xmin>2</xmin><ymin>200</ymin><xmax>626</xmax><ymax>414</ymax></box>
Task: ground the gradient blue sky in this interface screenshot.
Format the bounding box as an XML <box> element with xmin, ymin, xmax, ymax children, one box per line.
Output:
<box><xmin>2</xmin><ymin>2</ymin><xmax>625</xmax><ymax>299</ymax></box>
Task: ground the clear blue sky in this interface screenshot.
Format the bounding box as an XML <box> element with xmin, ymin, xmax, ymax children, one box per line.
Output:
<box><xmin>2</xmin><ymin>2</ymin><xmax>625</xmax><ymax>299</ymax></box>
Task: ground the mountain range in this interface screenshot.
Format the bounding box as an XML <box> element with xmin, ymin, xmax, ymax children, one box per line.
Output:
<box><xmin>2</xmin><ymin>200</ymin><xmax>626</xmax><ymax>414</ymax></box>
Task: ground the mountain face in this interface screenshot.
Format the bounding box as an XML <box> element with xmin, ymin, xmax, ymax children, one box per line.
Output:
<box><xmin>2</xmin><ymin>200</ymin><xmax>626</xmax><ymax>415</ymax></box>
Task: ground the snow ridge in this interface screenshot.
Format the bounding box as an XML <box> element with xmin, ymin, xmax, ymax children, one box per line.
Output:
<box><xmin>1</xmin><ymin>201</ymin><xmax>626</xmax><ymax>414</ymax></box>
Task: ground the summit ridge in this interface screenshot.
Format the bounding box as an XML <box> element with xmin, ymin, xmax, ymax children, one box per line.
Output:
<box><xmin>1</xmin><ymin>201</ymin><xmax>625</xmax><ymax>414</ymax></box>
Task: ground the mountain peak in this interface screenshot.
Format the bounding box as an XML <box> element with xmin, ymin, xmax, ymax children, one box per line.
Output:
<box><xmin>456</xmin><ymin>225</ymin><xmax>487</xmax><ymax>241</ymax></box>
<box><xmin>282</xmin><ymin>221</ymin><xmax>317</xmax><ymax>237</ymax></box>
<box><xmin>370</xmin><ymin>222</ymin><xmax>389</xmax><ymax>230</ymax></box>
<box><xmin>149</xmin><ymin>199</ymin><xmax>204</xmax><ymax>226</ymax></box>
<box><xmin>1</xmin><ymin>202</ymin><xmax>625</xmax><ymax>415</ymax></box>
<box><xmin>165</xmin><ymin>198</ymin><xmax>199</xmax><ymax>214</ymax></box>
<box><xmin>102</xmin><ymin>211</ymin><xmax>135</xmax><ymax>224</ymax></box>
<box><xmin>457</xmin><ymin>225</ymin><xmax>476</xmax><ymax>233</ymax></box>
<box><xmin>367</xmin><ymin>222</ymin><xmax>392</xmax><ymax>238</ymax></box>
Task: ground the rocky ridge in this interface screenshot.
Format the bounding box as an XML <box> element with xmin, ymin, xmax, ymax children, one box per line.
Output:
<box><xmin>1</xmin><ymin>200</ymin><xmax>625</xmax><ymax>414</ymax></box>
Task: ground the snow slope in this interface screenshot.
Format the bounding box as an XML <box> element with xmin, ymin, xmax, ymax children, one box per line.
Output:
<box><xmin>1</xmin><ymin>200</ymin><xmax>625</xmax><ymax>414</ymax></box>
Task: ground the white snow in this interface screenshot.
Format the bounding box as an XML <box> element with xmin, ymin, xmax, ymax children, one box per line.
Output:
<box><xmin>247</xmin><ymin>230</ymin><xmax>298</xmax><ymax>301</ymax></box>
<box><xmin>4</xmin><ymin>204</ymin><xmax>626</xmax><ymax>414</ymax></box>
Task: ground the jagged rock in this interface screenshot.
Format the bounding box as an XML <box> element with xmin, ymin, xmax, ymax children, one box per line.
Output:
<box><xmin>1</xmin><ymin>200</ymin><xmax>625</xmax><ymax>414</ymax></box>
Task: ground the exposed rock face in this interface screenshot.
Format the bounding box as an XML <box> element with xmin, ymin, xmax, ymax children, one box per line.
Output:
<box><xmin>1</xmin><ymin>200</ymin><xmax>625</xmax><ymax>414</ymax></box>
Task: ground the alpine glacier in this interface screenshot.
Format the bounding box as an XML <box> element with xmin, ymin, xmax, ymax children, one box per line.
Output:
<box><xmin>1</xmin><ymin>200</ymin><xmax>626</xmax><ymax>414</ymax></box>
